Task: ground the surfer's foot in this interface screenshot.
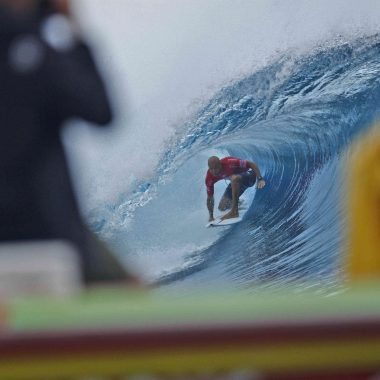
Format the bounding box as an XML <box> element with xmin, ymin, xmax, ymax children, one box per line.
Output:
<box><xmin>221</xmin><ymin>209</ymin><xmax>239</xmax><ymax>221</ymax></box>
<box><xmin>218</xmin><ymin>197</ymin><xmax>232</xmax><ymax>211</ymax></box>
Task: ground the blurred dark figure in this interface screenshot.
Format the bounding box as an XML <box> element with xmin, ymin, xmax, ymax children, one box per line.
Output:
<box><xmin>0</xmin><ymin>0</ymin><xmax>137</xmax><ymax>285</ymax></box>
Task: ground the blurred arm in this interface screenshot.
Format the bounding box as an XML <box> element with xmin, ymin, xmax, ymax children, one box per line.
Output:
<box><xmin>48</xmin><ymin>40</ymin><xmax>113</xmax><ymax>125</ymax></box>
<box><xmin>43</xmin><ymin>0</ymin><xmax>113</xmax><ymax>125</ymax></box>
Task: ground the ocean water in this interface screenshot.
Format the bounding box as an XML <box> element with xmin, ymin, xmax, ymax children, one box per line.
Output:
<box><xmin>87</xmin><ymin>35</ymin><xmax>380</xmax><ymax>290</ymax></box>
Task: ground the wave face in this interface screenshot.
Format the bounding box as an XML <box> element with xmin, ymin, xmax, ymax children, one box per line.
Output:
<box><xmin>91</xmin><ymin>35</ymin><xmax>380</xmax><ymax>289</ymax></box>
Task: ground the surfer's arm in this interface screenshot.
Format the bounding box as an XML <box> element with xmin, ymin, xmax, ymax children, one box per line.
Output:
<box><xmin>247</xmin><ymin>161</ymin><xmax>266</xmax><ymax>189</ymax></box>
<box><xmin>207</xmin><ymin>196</ymin><xmax>215</xmax><ymax>221</ymax></box>
<box><xmin>205</xmin><ymin>174</ymin><xmax>215</xmax><ymax>220</ymax></box>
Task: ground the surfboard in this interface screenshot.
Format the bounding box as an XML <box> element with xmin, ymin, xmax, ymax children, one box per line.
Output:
<box><xmin>206</xmin><ymin>216</ymin><xmax>242</xmax><ymax>227</ymax></box>
<box><xmin>205</xmin><ymin>200</ymin><xmax>249</xmax><ymax>228</ymax></box>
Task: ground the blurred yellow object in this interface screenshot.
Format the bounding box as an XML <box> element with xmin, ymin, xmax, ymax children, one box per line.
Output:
<box><xmin>347</xmin><ymin>124</ymin><xmax>380</xmax><ymax>279</ymax></box>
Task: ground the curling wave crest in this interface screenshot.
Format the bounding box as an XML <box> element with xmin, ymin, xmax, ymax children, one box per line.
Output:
<box><xmin>89</xmin><ymin>35</ymin><xmax>380</xmax><ymax>287</ymax></box>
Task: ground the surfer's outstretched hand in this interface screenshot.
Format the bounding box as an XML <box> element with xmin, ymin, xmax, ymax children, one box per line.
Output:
<box><xmin>257</xmin><ymin>179</ymin><xmax>266</xmax><ymax>189</ymax></box>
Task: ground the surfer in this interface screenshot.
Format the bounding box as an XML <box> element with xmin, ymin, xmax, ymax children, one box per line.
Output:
<box><xmin>206</xmin><ymin>156</ymin><xmax>266</xmax><ymax>221</ymax></box>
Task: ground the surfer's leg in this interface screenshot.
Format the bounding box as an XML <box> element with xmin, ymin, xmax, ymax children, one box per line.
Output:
<box><xmin>218</xmin><ymin>197</ymin><xmax>231</xmax><ymax>211</ymax></box>
<box><xmin>221</xmin><ymin>175</ymin><xmax>241</xmax><ymax>220</ymax></box>
<box><xmin>218</xmin><ymin>184</ymin><xmax>232</xmax><ymax>211</ymax></box>
<box><xmin>230</xmin><ymin>175</ymin><xmax>241</xmax><ymax>214</ymax></box>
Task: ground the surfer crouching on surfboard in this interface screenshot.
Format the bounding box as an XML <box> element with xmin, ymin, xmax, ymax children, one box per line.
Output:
<box><xmin>206</xmin><ymin>156</ymin><xmax>266</xmax><ymax>222</ymax></box>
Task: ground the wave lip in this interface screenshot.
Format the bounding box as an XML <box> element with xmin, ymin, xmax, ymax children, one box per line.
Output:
<box><xmin>96</xmin><ymin>35</ymin><xmax>380</xmax><ymax>287</ymax></box>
